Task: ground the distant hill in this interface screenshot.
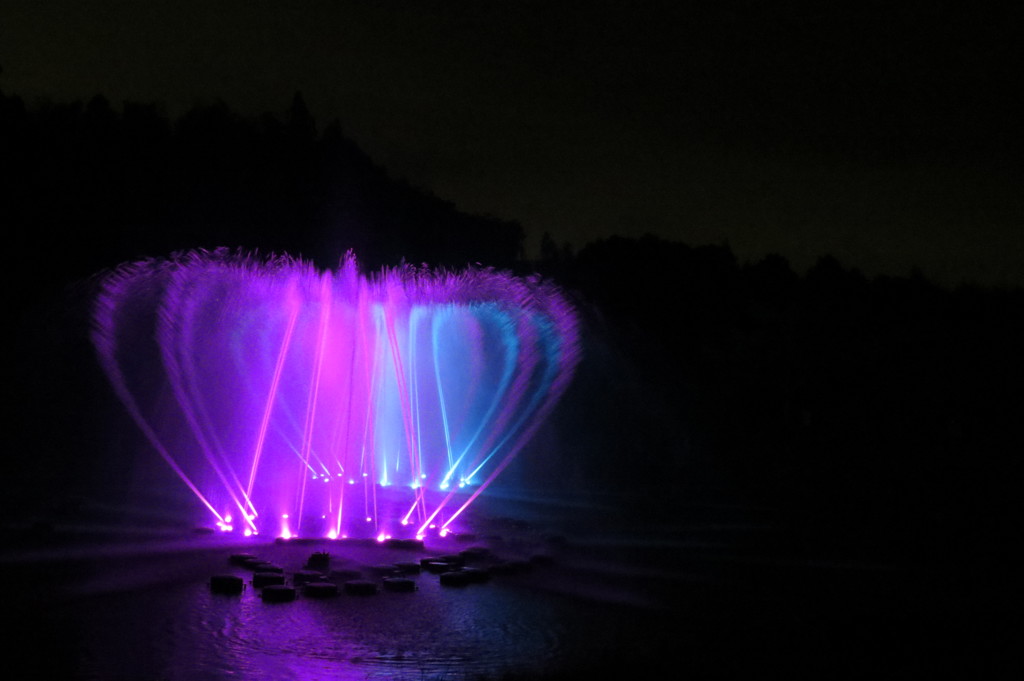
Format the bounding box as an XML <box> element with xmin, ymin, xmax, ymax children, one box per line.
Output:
<box><xmin>0</xmin><ymin>90</ymin><xmax>524</xmax><ymax>310</ymax></box>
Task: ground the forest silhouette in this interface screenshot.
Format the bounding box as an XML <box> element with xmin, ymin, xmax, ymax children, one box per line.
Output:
<box><xmin>3</xmin><ymin>87</ymin><xmax>1020</xmax><ymax>584</ymax></box>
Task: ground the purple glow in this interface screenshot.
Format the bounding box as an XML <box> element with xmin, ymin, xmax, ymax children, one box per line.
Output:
<box><xmin>92</xmin><ymin>250</ymin><xmax>580</xmax><ymax>536</ymax></box>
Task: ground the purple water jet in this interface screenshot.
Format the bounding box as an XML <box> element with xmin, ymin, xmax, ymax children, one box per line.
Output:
<box><xmin>92</xmin><ymin>250</ymin><xmax>580</xmax><ymax>539</ymax></box>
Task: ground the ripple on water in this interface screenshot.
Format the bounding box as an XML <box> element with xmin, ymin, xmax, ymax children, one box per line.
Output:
<box><xmin>184</xmin><ymin>569</ymin><xmax>566</xmax><ymax>680</ymax></box>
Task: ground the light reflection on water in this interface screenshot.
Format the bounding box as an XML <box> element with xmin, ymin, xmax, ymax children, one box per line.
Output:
<box><xmin>12</xmin><ymin>491</ymin><xmax>984</xmax><ymax>679</ymax></box>
<box><xmin>61</xmin><ymin>535</ymin><xmax>663</xmax><ymax>681</ymax></box>
<box><xmin>187</xmin><ymin>573</ymin><xmax>564</xmax><ymax>680</ymax></box>
<box><xmin>23</xmin><ymin>492</ymin><xmax>698</xmax><ymax>680</ymax></box>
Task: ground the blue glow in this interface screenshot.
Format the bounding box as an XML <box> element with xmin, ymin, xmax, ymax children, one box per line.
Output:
<box><xmin>91</xmin><ymin>251</ymin><xmax>581</xmax><ymax>538</ymax></box>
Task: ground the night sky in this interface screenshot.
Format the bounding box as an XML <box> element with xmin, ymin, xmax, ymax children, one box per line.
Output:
<box><xmin>3</xmin><ymin>7</ymin><xmax>1022</xmax><ymax>677</ymax></box>
<box><xmin>2</xmin><ymin>1</ymin><xmax>1021</xmax><ymax>286</ymax></box>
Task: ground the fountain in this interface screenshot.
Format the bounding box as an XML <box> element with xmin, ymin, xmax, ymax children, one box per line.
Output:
<box><xmin>92</xmin><ymin>249</ymin><xmax>580</xmax><ymax>540</ymax></box>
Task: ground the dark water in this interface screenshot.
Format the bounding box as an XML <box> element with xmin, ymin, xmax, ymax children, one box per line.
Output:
<box><xmin>3</xmin><ymin>493</ymin><xmax>679</xmax><ymax>680</ymax></box>
<box><xmin>69</xmin><ymin>559</ymin><xmax>588</xmax><ymax>680</ymax></box>
<box><xmin>3</xmin><ymin>491</ymin><xmax>1018</xmax><ymax>680</ymax></box>
<box><xmin>64</xmin><ymin>544</ymin><xmax>651</xmax><ymax>681</ymax></box>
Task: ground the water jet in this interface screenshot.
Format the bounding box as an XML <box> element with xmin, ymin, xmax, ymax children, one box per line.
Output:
<box><xmin>92</xmin><ymin>250</ymin><xmax>580</xmax><ymax>538</ymax></box>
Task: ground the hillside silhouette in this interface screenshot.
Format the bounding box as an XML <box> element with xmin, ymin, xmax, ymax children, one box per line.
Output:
<box><xmin>3</xmin><ymin>89</ymin><xmax>1021</xmax><ymax>585</ymax></box>
<box><xmin>0</xmin><ymin>89</ymin><xmax>523</xmax><ymax>313</ymax></box>
<box><xmin>543</xmin><ymin>236</ymin><xmax>1021</xmax><ymax>572</ymax></box>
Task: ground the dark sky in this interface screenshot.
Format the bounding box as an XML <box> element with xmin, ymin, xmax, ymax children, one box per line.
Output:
<box><xmin>2</xmin><ymin>1</ymin><xmax>1021</xmax><ymax>286</ymax></box>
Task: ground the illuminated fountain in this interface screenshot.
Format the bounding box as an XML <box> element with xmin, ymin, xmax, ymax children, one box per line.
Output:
<box><xmin>92</xmin><ymin>250</ymin><xmax>580</xmax><ymax>540</ymax></box>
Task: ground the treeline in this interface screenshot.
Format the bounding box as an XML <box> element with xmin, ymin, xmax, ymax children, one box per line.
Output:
<box><xmin>0</xmin><ymin>88</ymin><xmax>523</xmax><ymax>313</ymax></box>
<box><xmin>1</xmin><ymin>89</ymin><xmax>524</xmax><ymax>516</ymax></box>
<box><xmin>540</xmin><ymin>235</ymin><xmax>1023</xmax><ymax>564</ymax></box>
<box><xmin>3</xmin><ymin>89</ymin><xmax>1020</xmax><ymax>569</ymax></box>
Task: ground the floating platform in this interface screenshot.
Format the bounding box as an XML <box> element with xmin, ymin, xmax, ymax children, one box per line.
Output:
<box><xmin>253</xmin><ymin>572</ymin><xmax>286</xmax><ymax>588</ymax></box>
<box><xmin>304</xmin><ymin>582</ymin><xmax>339</xmax><ymax>598</ymax></box>
<box><xmin>460</xmin><ymin>567</ymin><xmax>491</xmax><ymax>583</ymax></box>
<box><xmin>343</xmin><ymin>580</ymin><xmax>379</xmax><ymax>596</ymax></box>
<box><xmin>210</xmin><ymin>574</ymin><xmax>244</xmax><ymax>594</ymax></box>
<box><xmin>292</xmin><ymin>570</ymin><xmax>324</xmax><ymax>585</ymax></box>
<box><xmin>423</xmin><ymin>561</ymin><xmax>451</xmax><ymax>574</ymax></box>
<box><xmin>382</xmin><ymin>577</ymin><xmax>417</xmax><ymax>592</ymax></box>
<box><xmin>439</xmin><ymin>570</ymin><xmax>472</xmax><ymax>587</ymax></box>
<box><xmin>368</xmin><ymin>564</ymin><xmax>400</xmax><ymax>576</ymax></box>
<box><xmin>261</xmin><ymin>585</ymin><xmax>296</xmax><ymax>602</ymax></box>
<box><xmin>228</xmin><ymin>553</ymin><xmax>257</xmax><ymax>566</ymax></box>
<box><xmin>305</xmin><ymin>552</ymin><xmax>330</xmax><ymax>571</ymax></box>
